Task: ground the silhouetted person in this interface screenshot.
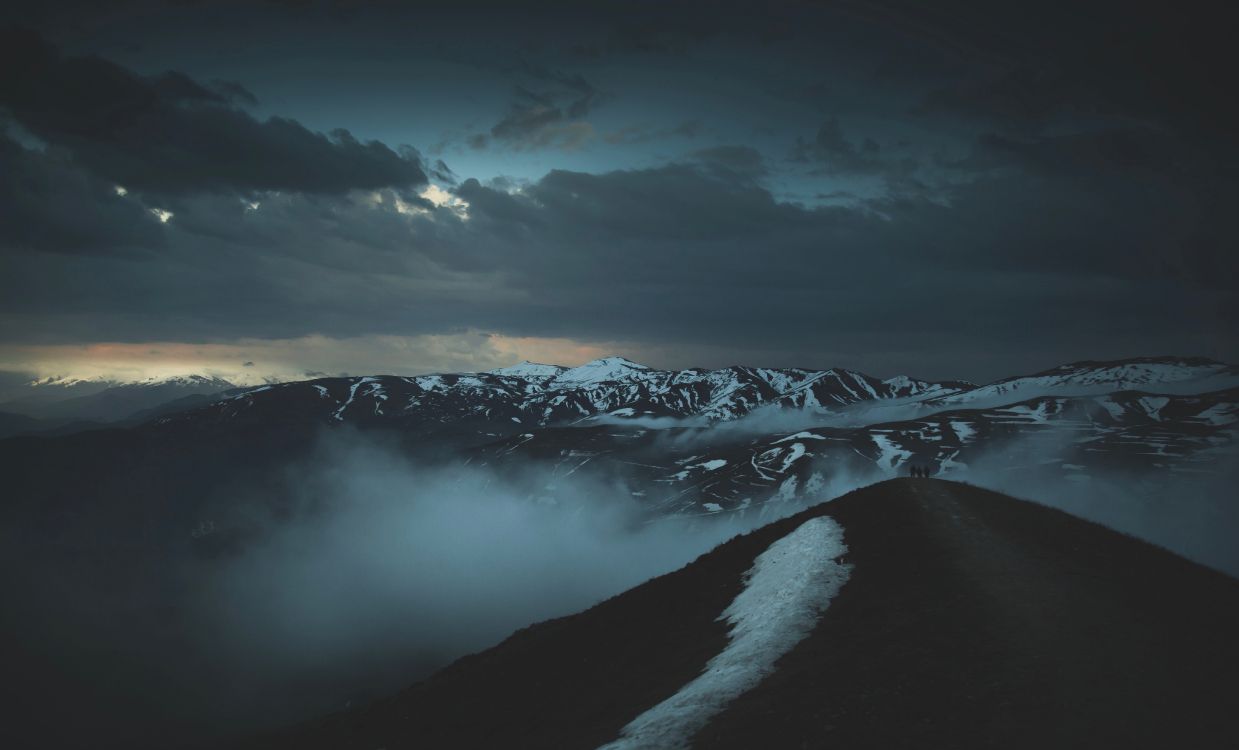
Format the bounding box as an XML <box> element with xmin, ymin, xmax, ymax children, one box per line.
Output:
<box><xmin>924</xmin><ymin>464</ymin><xmax>935</xmax><ymax>478</ymax></box>
<box><xmin>911</xmin><ymin>465</ymin><xmax>921</xmax><ymax>478</ymax></box>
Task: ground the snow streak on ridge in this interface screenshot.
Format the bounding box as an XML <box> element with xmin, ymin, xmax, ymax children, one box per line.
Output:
<box><xmin>597</xmin><ymin>516</ymin><xmax>852</xmax><ymax>750</ymax></box>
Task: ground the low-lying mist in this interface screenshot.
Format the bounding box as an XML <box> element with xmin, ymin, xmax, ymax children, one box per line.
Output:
<box><xmin>3</xmin><ymin>431</ymin><xmax>827</xmax><ymax>748</ymax></box>
<box><xmin>187</xmin><ymin>438</ymin><xmax>781</xmax><ymax>728</ymax></box>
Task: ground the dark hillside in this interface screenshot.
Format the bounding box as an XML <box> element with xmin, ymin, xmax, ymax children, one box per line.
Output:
<box><xmin>252</xmin><ymin>479</ymin><xmax>1239</xmax><ymax>749</ymax></box>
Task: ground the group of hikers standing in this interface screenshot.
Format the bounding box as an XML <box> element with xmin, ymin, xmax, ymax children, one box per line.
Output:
<box><xmin>909</xmin><ymin>463</ymin><xmax>936</xmax><ymax>478</ymax></box>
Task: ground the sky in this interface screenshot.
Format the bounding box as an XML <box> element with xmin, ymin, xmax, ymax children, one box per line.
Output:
<box><xmin>1</xmin><ymin>0</ymin><xmax>1236</xmax><ymax>386</ymax></box>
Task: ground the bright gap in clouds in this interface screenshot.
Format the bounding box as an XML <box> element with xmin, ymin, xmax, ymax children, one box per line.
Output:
<box><xmin>379</xmin><ymin>184</ymin><xmax>470</xmax><ymax>219</ymax></box>
<box><xmin>0</xmin><ymin>332</ymin><xmax>615</xmax><ymax>386</ymax></box>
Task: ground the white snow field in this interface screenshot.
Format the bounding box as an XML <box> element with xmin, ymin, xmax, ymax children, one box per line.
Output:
<box><xmin>597</xmin><ymin>516</ymin><xmax>852</xmax><ymax>750</ymax></box>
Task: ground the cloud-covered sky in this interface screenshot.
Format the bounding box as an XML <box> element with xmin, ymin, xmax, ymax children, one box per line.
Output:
<box><xmin>1</xmin><ymin>1</ymin><xmax>1236</xmax><ymax>384</ymax></box>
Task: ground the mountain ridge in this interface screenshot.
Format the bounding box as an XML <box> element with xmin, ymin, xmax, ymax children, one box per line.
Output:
<box><xmin>247</xmin><ymin>478</ymin><xmax>1239</xmax><ymax>750</ymax></box>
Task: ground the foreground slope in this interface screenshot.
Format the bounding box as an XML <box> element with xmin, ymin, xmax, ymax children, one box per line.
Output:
<box><xmin>250</xmin><ymin>479</ymin><xmax>1239</xmax><ymax>749</ymax></box>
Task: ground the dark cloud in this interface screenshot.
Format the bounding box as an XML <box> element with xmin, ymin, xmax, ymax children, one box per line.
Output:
<box><xmin>3</xmin><ymin>147</ymin><xmax>1234</xmax><ymax>380</ymax></box>
<box><xmin>792</xmin><ymin>117</ymin><xmax>881</xmax><ymax>173</ymax></box>
<box><xmin>0</xmin><ymin>133</ymin><xmax>167</xmax><ymax>255</ymax></box>
<box><xmin>791</xmin><ymin>117</ymin><xmax>919</xmax><ymax>182</ymax></box>
<box><xmin>207</xmin><ymin>79</ymin><xmax>260</xmax><ymax>107</ymax></box>
<box><xmin>479</xmin><ymin>70</ymin><xmax>599</xmax><ymax>151</ymax></box>
<box><xmin>690</xmin><ymin>146</ymin><xmax>767</xmax><ymax>181</ymax></box>
<box><xmin>0</xmin><ymin>28</ymin><xmax>426</xmax><ymax>195</ymax></box>
<box><xmin>0</xmin><ymin>2</ymin><xmax>1236</xmax><ymax>381</ymax></box>
<box><xmin>916</xmin><ymin>68</ymin><xmax>1084</xmax><ymax>130</ymax></box>
<box><xmin>888</xmin><ymin>1</ymin><xmax>1239</xmax><ymax>144</ymax></box>
<box><xmin>961</xmin><ymin>128</ymin><xmax>1184</xmax><ymax>178</ymax></box>
<box><xmin>604</xmin><ymin>120</ymin><xmax>703</xmax><ymax>145</ymax></box>
<box><xmin>429</xmin><ymin>159</ymin><xmax>458</xmax><ymax>185</ymax></box>
<box><xmin>788</xmin><ymin>117</ymin><xmax>931</xmax><ymax>200</ymax></box>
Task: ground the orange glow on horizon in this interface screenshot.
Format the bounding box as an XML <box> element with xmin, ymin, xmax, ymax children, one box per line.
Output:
<box><xmin>0</xmin><ymin>333</ymin><xmax>623</xmax><ymax>384</ymax></box>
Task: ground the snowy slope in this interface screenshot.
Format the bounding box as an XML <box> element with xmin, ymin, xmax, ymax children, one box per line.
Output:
<box><xmin>600</xmin><ymin>517</ymin><xmax>850</xmax><ymax>749</ymax></box>
<box><xmin>487</xmin><ymin>361</ymin><xmax>566</xmax><ymax>384</ymax></box>
<box><xmin>546</xmin><ymin>356</ymin><xmax>651</xmax><ymax>387</ymax></box>
<box><xmin>923</xmin><ymin>357</ymin><xmax>1239</xmax><ymax>409</ymax></box>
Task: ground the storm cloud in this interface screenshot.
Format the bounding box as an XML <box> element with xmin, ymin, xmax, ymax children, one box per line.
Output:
<box><xmin>0</xmin><ymin>28</ymin><xmax>427</xmax><ymax>196</ymax></box>
<box><xmin>0</xmin><ymin>2</ymin><xmax>1236</xmax><ymax>382</ymax></box>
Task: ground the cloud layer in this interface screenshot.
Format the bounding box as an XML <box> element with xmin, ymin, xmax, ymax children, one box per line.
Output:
<box><xmin>1</xmin><ymin>3</ymin><xmax>1237</xmax><ymax>382</ymax></box>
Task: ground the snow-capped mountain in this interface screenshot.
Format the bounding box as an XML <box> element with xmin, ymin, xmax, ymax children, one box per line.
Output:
<box><xmin>169</xmin><ymin>356</ymin><xmax>1236</xmax><ymax>436</ymax></box>
<box><xmin>0</xmin><ymin>374</ymin><xmax>238</xmax><ymax>422</ymax></box>
<box><xmin>474</xmin><ymin>384</ymin><xmax>1236</xmax><ymax>517</ymax></box>
<box><xmin>169</xmin><ymin>356</ymin><xmax>970</xmax><ymax>433</ymax></box>
<box><xmin>8</xmin><ymin>354</ymin><xmax>1237</xmax><ymax>525</ymax></box>
<box><xmin>542</xmin><ymin>355</ymin><xmax>649</xmax><ymax>387</ymax></box>
<box><xmin>922</xmin><ymin>356</ymin><xmax>1239</xmax><ymax>408</ymax></box>
<box><xmin>128</xmin><ymin>354</ymin><xmax>1239</xmax><ymax>519</ymax></box>
<box><xmin>487</xmin><ymin>360</ymin><xmax>566</xmax><ymax>384</ymax></box>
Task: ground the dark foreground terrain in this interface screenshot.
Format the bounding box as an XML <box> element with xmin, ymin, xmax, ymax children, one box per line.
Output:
<box><xmin>247</xmin><ymin>479</ymin><xmax>1239</xmax><ymax>749</ymax></box>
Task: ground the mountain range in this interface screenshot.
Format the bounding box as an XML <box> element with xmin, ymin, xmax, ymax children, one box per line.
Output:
<box><xmin>135</xmin><ymin>355</ymin><xmax>1238</xmax><ymax>516</ymax></box>
<box><xmin>5</xmin><ymin>354</ymin><xmax>1235</xmax><ymax>552</ymax></box>
<box><xmin>5</xmin><ymin>355</ymin><xmax>1234</xmax><ymax>535</ymax></box>
<box><xmin>2</xmin><ymin>354</ymin><xmax>1237</xmax><ymax>748</ymax></box>
<box><xmin>0</xmin><ymin>374</ymin><xmax>238</xmax><ymax>436</ymax></box>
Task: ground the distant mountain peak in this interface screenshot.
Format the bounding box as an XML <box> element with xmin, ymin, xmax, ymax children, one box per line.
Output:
<box><xmin>131</xmin><ymin>374</ymin><xmax>237</xmax><ymax>387</ymax></box>
<box><xmin>1047</xmin><ymin>356</ymin><xmax>1225</xmax><ymax>372</ymax></box>
<box><xmin>27</xmin><ymin>375</ymin><xmax>112</xmax><ymax>389</ymax></box>
<box><xmin>27</xmin><ymin>373</ymin><xmax>237</xmax><ymax>389</ymax></box>
<box><xmin>585</xmin><ymin>355</ymin><xmax>650</xmax><ymax>368</ymax></box>
<box><xmin>549</xmin><ymin>356</ymin><xmax>653</xmax><ymax>387</ymax></box>
<box><xmin>487</xmin><ymin>361</ymin><xmax>567</xmax><ymax>381</ymax></box>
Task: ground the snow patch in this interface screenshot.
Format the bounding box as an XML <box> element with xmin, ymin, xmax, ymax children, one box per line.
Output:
<box><xmin>597</xmin><ymin>516</ymin><xmax>851</xmax><ymax>750</ymax></box>
<box><xmin>487</xmin><ymin>360</ymin><xmax>566</xmax><ymax>382</ymax></box>
<box><xmin>778</xmin><ymin>443</ymin><xmax>807</xmax><ymax>473</ymax></box>
<box><xmin>332</xmin><ymin>377</ymin><xmax>376</xmax><ymax>421</ymax></box>
<box><xmin>950</xmin><ymin>420</ymin><xmax>976</xmax><ymax>444</ymax></box>
<box><xmin>1096</xmin><ymin>397</ymin><xmax>1127</xmax><ymax>421</ymax></box>
<box><xmin>548</xmin><ymin>356</ymin><xmax>651</xmax><ymax>388</ymax></box>
<box><xmin>1136</xmin><ymin>396</ymin><xmax>1170</xmax><ymax>420</ymax></box>
<box><xmin>774</xmin><ymin>431</ymin><xmax>827</xmax><ymax>443</ymax></box>
<box><xmin>871</xmin><ymin>433</ymin><xmax>912</xmax><ymax>470</ymax></box>
<box><xmin>1194</xmin><ymin>403</ymin><xmax>1238</xmax><ymax>426</ymax></box>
